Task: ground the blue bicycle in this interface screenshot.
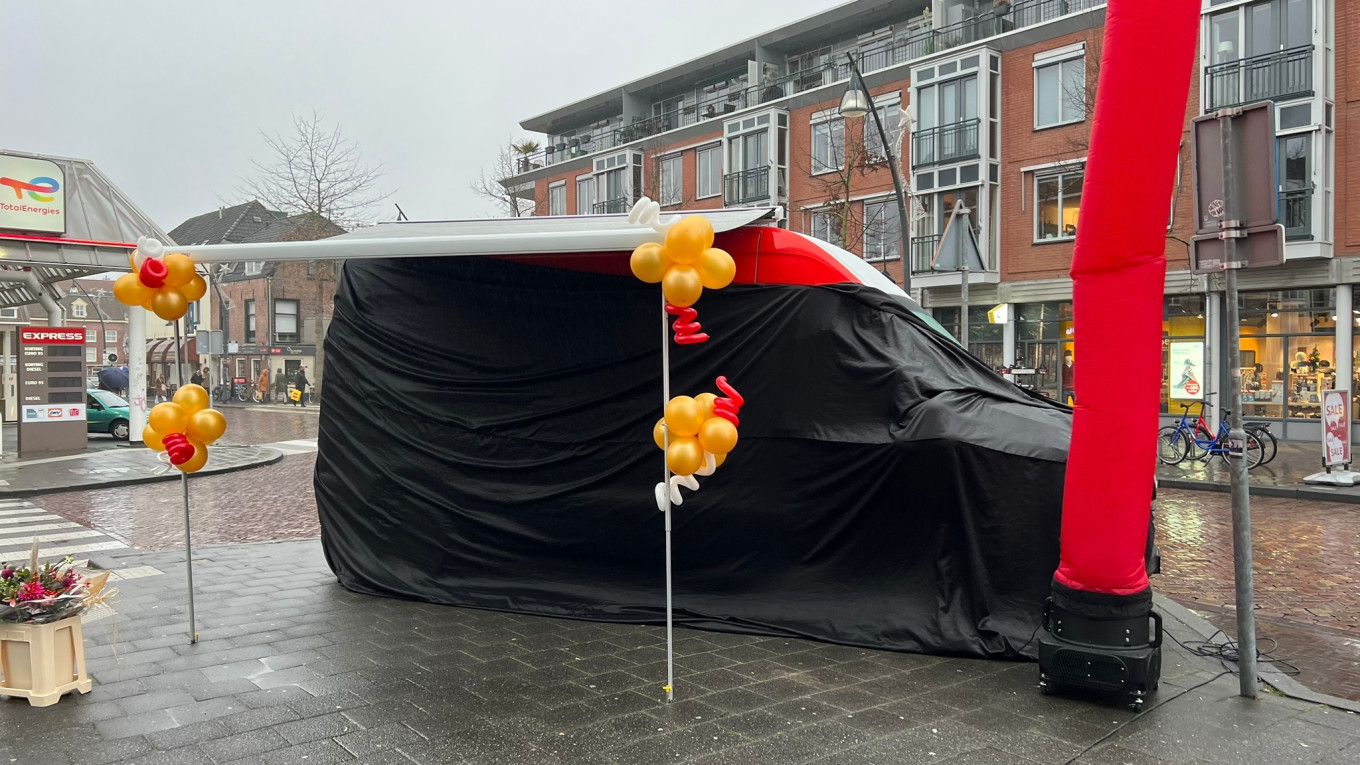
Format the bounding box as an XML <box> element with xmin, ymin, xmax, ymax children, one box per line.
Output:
<box><xmin>1157</xmin><ymin>396</ymin><xmax>1264</xmax><ymax>469</ymax></box>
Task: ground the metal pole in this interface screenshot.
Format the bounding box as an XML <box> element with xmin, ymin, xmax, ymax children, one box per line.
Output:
<box><xmin>661</xmin><ymin>294</ymin><xmax>674</xmax><ymax>703</ymax></box>
<box><xmin>847</xmin><ymin>54</ymin><xmax>912</xmax><ymax>294</ymax></box>
<box><xmin>959</xmin><ymin>264</ymin><xmax>970</xmax><ymax>351</ymax></box>
<box><xmin>1220</xmin><ymin>111</ymin><xmax>1257</xmax><ymax>698</ymax></box>
<box><xmin>173</xmin><ymin>319</ymin><xmax>198</xmax><ymax>644</ymax></box>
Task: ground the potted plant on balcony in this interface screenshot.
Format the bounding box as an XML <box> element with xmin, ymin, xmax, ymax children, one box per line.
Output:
<box><xmin>0</xmin><ymin>545</ymin><xmax>110</xmax><ymax>707</ymax></box>
<box><xmin>511</xmin><ymin>140</ymin><xmax>541</xmax><ymax>172</ymax></box>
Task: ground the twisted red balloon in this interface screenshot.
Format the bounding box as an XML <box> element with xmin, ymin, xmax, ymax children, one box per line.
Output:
<box><xmin>664</xmin><ymin>303</ymin><xmax>709</xmax><ymax>345</ymax></box>
<box><xmin>162</xmin><ymin>432</ymin><xmax>195</xmax><ymax>466</ymax></box>
<box><xmin>713</xmin><ymin>376</ymin><xmax>743</xmax><ymax>427</ymax></box>
<box><xmin>139</xmin><ymin>258</ymin><xmax>168</xmax><ymax>289</ymax></box>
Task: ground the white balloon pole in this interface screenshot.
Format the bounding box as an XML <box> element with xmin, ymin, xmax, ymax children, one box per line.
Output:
<box><xmin>661</xmin><ymin>293</ymin><xmax>675</xmax><ymax>703</ymax></box>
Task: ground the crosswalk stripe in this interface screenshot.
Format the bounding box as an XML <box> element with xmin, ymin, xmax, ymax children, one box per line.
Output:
<box><xmin>0</xmin><ymin>514</ymin><xmax>58</xmax><ymax>526</ymax></box>
<box><xmin>0</xmin><ymin>540</ymin><xmax>126</xmax><ymax>558</ymax></box>
<box><xmin>0</xmin><ymin>507</ymin><xmax>44</xmax><ymax>517</ymax></box>
<box><xmin>277</xmin><ymin>439</ymin><xmax>318</xmax><ymax>447</ymax></box>
<box><xmin>0</xmin><ymin>529</ymin><xmax>105</xmax><ymax>547</ymax></box>
<box><xmin>0</xmin><ymin>522</ymin><xmax>83</xmax><ymax>537</ymax></box>
<box><xmin>0</xmin><ymin>502</ymin><xmax>37</xmax><ymax>510</ymax></box>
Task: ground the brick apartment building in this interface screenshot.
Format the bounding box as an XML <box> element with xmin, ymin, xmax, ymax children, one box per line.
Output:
<box><xmin>503</xmin><ymin>0</ymin><xmax>1351</xmax><ymax>443</ymax></box>
<box><xmin>13</xmin><ymin>279</ymin><xmax>131</xmax><ymax>382</ymax></box>
<box><xmin>168</xmin><ymin>202</ymin><xmax>342</xmax><ymax>397</ymax></box>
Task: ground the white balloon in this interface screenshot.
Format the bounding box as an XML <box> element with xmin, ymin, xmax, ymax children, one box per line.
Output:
<box><xmin>695</xmin><ymin>451</ymin><xmax>717</xmax><ymax>477</ymax></box>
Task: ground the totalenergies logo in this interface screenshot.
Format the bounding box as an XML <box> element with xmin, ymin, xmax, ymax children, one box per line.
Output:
<box><xmin>0</xmin><ymin>176</ymin><xmax>60</xmax><ymax>203</ymax></box>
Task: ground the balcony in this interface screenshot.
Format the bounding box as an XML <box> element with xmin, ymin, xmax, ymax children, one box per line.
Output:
<box><xmin>912</xmin><ymin>119</ymin><xmax>980</xmax><ymax>169</ymax></box>
<box><xmin>910</xmin><ymin>234</ymin><xmax>942</xmax><ymax>275</ymax></box>
<box><xmin>1280</xmin><ymin>188</ymin><xmax>1312</xmax><ymax>241</ymax></box>
<box><xmin>1205</xmin><ymin>46</ymin><xmax>1313</xmax><ymax>111</ymax></box>
<box><xmin>724</xmin><ymin>167</ymin><xmax>771</xmax><ymax>206</ymax></box>
<box><xmin>592</xmin><ymin>198</ymin><xmax>632</xmax><ymax>214</ymax></box>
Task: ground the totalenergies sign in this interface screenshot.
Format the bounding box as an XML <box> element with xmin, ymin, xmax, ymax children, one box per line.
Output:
<box><xmin>0</xmin><ymin>154</ymin><xmax>65</xmax><ymax>234</ymax></box>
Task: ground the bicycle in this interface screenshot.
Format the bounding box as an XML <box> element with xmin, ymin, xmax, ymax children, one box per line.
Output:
<box><xmin>1181</xmin><ymin>409</ymin><xmax>1277</xmax><ymax>466</ymax></box>
<box><xmin>1158</xmin><ymin>396</ymin><xmax>1264</xmax><ymax>469</ymax></box>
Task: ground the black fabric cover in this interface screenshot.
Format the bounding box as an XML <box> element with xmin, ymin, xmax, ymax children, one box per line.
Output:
<box><xmin>315</xmin><ymin>256</ymin><xmax>1072</xmax><ymax>659</ymax></box>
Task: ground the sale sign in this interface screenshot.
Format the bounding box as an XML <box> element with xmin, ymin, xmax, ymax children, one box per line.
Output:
<box><xmin>1322</xmin><ymin>389</ymin><xmax>1350</xmax><ymax>467</ymax></box>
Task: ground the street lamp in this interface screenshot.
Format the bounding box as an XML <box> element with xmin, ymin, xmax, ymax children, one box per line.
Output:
<box><xmin>840</xmin><ymin>53</ymin><xmax>913</xmax><ymax>294</ymax></box>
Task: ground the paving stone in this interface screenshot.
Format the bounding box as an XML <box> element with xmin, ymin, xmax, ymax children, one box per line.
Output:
<box><xmin>198</xmin><ymin>728</ymin><xmax>291</xmax><ymax>763</ymax></box>
<box><xmin>144</xmin><ymin>719</ymin><xmax>231</xmax><ymax>750</ymax></box>
<box><xmin>273</xmin><ymin>711</ymin><xmax>363</xmax><ymax>744</ymax></box>
<box><xmin>261</xmin><ymin>739</ymin><xmax>359</xmax><ymax>764</ymax></box>
<box><xmin>220</xmin><ymin>704</ymin><xmax>303</xmax><ymax>734</ymax></box>
<box><xmin>334</xmin><ymin>722</ymin><xmax>427</xmax><ymax>758</ymax></box>
<box><xmin>93</xmin><ymin>709</ymin><xmax>179</xmax><ymax>739</ymax></box>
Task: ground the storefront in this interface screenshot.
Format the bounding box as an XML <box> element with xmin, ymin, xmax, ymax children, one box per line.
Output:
<box><xmin>1015</xmin><ymin>301</ymin><xmax>1074</xmax><ymax>404</ymax></box>
<box><xmin>225</xmin><ymin>343</ymin><xmax>315</xmax><ymax>400</ymax></box>
<box><xmin>1162</xmin><ymin>295</ymin><xmax>1207</xmax><ymax>416</ymax></box>
<box><xmin>930</xmin><ymin>305</ymin><xmax>1004</xmax><ymax>371</ymax></box>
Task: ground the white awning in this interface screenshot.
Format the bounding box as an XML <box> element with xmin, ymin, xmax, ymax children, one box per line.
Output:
<box><xmin>166</xmin><ymin>207</ymin><xmax>782</xmax><ymax>264</ymax></box>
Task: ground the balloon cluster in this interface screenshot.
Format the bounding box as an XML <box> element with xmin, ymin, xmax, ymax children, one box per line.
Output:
<box><xmin>113</xmin><ymin>237</ymin><xmax>207</xmax><ymax>321</ymax></box>
<box><xmin>651</xmin><ymin>378</ymin><xmax>744</xmax><ymax>507</ymax></box>
<box><xmin>630</xmin><ymin>216</ymin><xmax>735</xmax><ymax>309</ymax></box>
<box><xmin>143</xmin><ymin>384</ymin><xmax>227</xmax><ymax>474</ymax></box>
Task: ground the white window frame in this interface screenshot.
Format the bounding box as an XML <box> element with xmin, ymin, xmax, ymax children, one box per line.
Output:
<box><xmin>808</xmin><ymin>208</ymin><xmax>844</xmax><ymax>248</ymax></box>
<box><xmin>696</xmin><ymin>144</ymin><xmax>723</xmax><ymax>199</ymax></box>
<box><xmin>862</xmin><ymin>197</ymin><xmax>903</xmax><ymax>262</ymax></box>
<box><xmin>657</xmin><ymin>154</ymin><xmax>684</xmax><ymax>207</ymax></box>
<box><xmin>273</xmin><ymin>298</ymin><xmax>300</xmax><ymax>342</ymax></box>
<box><xmin>244</xmin><ymin>262</ymin><xmax>264</xmax><ymax>276</ymax></box>
<box><xmin>547</xmin><ymin>181</ymin><xmax>567</xmax><ymax>216</ymax></box>
<box><xmin>1033</xmin><ymin>43</ymin><xmax>1086</xmax><ymax>130</ymax></box>
<box><xmin>104</xmin><ymin>329</ymin><xmax>117</xmax><ymax>344</ymax></box>
<box><xmin>810</xmin><ymin>108</ymin><xmax>845</xmax><ymax>175</ymax></box>
<box><xmin>576</xmin><ymin>175</ymin><xmax>596</xmax><ymax>216</ymax></box>
<box><xmin>1033</xmin><ymin>166</ymin><xmax>1086</xmax><ymax>243</ymax></box>
<box><xmin>72</xmin><ymin>302</ymin><xmax>87</xmax><ymax>318</ymax></box>
<box><xmin>86</xmin><ymin>346</ymin><xmax>96</xmax><ymax>363</ymax></box>
<box><xmin>863</xmin><ymin>94</ymin><xmax>904</xmax><ymax>164</ymax></box>
<box><xmin>85</xmin><ymin>328</ymin><xmax>96</xmax><ymax>342</ymax></box>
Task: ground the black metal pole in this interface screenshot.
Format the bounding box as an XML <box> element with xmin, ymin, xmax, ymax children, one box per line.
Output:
<box><xmin>846</xmin><ymin>54</ymin><xmax>912</xmax><ymax>294</ymax></box>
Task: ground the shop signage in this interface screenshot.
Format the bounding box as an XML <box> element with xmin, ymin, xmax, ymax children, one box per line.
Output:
<box><xmin>21</xmin><ymin>328</ymin><xmax>84</xmax><ymax>345</ymax></box>
<box><xmin>1168</xmin><ymin>341</ymin><xmax>1205</xmax><ymax>400</ymax></box>
<box><xmin>0</xmin><ymin>154</ymin><xmax>65</xmax><ymax>234</ymax></box>
<box><xmin>1322</xmin><ymin>389</ymin><xmax>1350</xmax><ymax>467</ymax></box>
<box><xmin>17</xmin><ymin>325</ymin><xmax>86</xmax><ymax>453</ymax></box>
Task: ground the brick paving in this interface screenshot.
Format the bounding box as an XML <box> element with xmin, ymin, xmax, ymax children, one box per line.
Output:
<box><xmin>4</xmin><ymin>539</ymin><xmax>1358</xmax><ymax>765</ymax></box>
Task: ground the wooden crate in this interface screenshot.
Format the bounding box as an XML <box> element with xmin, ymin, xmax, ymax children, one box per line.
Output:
<box><xmin>0</xmin><ymin>616</ymin><xmax>92</xmax><ymax>707</ymax></box>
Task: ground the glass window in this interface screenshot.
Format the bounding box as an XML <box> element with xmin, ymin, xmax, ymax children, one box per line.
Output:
<box><xmin>104</xmin><ymin>330</ymin><xmax>117</xmax><ymax>344</ymax></box>
<box><xmin>1236</xmin><ymin>288</ymin><xmax>1337</xmax><ymax>421</ymax></box>
<box><xmin>92</xmin><ymin>390</ymin><xmax>128</xmax><ymax>408</ymax></box>
<box><xmin>811</xmin><ymin>118</ymin><xmax>844</xmax><ymax>173</ymax></box>
<box><xmin>72</xmin><ymin>303</ymin><xmax>87</xmax><ymax>318</ymax></box>
<box><xmin>863</xmin><ymin>200</ymin><xmax>901</xmax><ymax>262</ymax></box>
<box><xmin>548</xmin><ymin>184</ymin><xmax>567</xmax><ymax>216</ymax></box>
<box><xmin>658</xmin><ymin>155</ymin><xmax>683</xmax><ymax>207</ymax></box>
<box><xmin>1162</xmin><ymin>296</ymin><xmax>1207</xmax><ymax>414</ymax></box>
<box><xmin>1035</xmin><ymin>57</ymin><xmax>1085</xmax><ymax>128</ymax></box>
<box><xmin>273</xmin><ymin>299</ymin><xmax>299</xmax><ymax>343</ymax></box>
<box><xmin>1210</xmin><ymin>11</ymin><xmax>1239</xmax><ymax>64</ymax></box>
<box><xmin>245</xmin><ymin>300</ymin><xmax>256</xmax><ymax>343</ymax></box>
<box><xmin>697</xmin><ymin>146</ymin><xmax>722</xmax><ymax>198</ymax></box>
<box><xmin>85</xmin><ymin>328</ymin><xmax>96</xmax><ymax>342</ymax></box>
<box><xmin>576</xmin><ymin>178</ymin><xmax>596</xmax><ymax>215</ymax></box>
<box><xmin>85</xmin><ymin>346</ymin><xmax>95</xmax><ymax>362</ymax></box>
<box><xmin>931</xmin><ymin>305</ymin><xmax>1003</xmax><ymax>368</ymax></box>
<box><xmin>864</xmin><ymin>100</ymin><xmax>903</xmax><ymax>162</ymax></box>
<box><xmin>809</xmin><ymin>210</ymin><xmax>844</xmax><ymax>248</ymax></box>
<box><xmin>1035</xmin><ymin>169</ymin><xmax>1084</xmax><ymax>240</ymax></box>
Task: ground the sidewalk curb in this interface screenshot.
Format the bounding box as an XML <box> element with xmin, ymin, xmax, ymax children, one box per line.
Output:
<box><xmin>1157</xmin><ymin>476</ymin><xmax>1360</xmax><ymax>505</ymax></box>
<box><xmin>0</xmin><ymin>447</ymin><xmax>285</xmax><ymax>499</ymax></box>
<box><xmin>1154</xmin><ymin>593</ymin><xmax>1360</xmax><ymax>713</ymax></box>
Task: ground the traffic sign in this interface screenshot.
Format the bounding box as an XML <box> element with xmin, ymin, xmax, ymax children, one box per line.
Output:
<box><xmin>1190</xmin><ymin>223</ymin><xmax>1284</xmax><ymax>274</ymax></box>
<box><xmin>1192</xmin><ymin>102</ymin><xmax>1278</xmax><ymax>236</ymax></box>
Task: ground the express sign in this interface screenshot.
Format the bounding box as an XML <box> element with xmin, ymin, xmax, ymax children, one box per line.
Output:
<box><xmin>21</xmin><ymin>328</ymin><xmax>85</xmax><ymax>345</ymax></box>
<box><xmin>0</xmin><ymin>154</ymin><xmax>66</xmax><ymax>234</ymax></box>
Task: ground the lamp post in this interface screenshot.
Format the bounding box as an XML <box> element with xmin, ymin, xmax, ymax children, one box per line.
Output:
<box><xmin>840</xmin><ymin>53</ymin><xmax>912</xmax><ymax>294</ymax></box>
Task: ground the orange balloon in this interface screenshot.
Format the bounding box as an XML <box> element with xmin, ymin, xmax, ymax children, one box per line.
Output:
<box><xmin>694</xmin><ymin>392</ymin><xmax>717</xmax><ymax>421</ymax></box>
<box><xmin>173</xmin><ymin>383</ymin><xmax>210</xmax><ymax>414</ymax></box>
<box><xmin>181</xmin><ymin>274</ymin><xmax>207</xmax><ymax>303</ymax></box>
<box><xmin>698</xmin><ymin>417</ymin><xmax>739</xmax><ymax>455</ymax></box>
<box><xmin>148</xmin><ymin>402</ymin><xmax>188</xmax><ymax>435</ymax></box>
<box><xmin>652</xmin><ymin>417</ymin><xmax>673</xmax><ymax>451</ymax></box>
<box><xmin>697</xmin><ymin>248</ymin><xmax>736</xmax><ymax>290</ymax></box>
<box><xmin>142</xmin><ymin>425</ymin><xmax>166</xmax><ymax>452</ymax></box>
<box><xmin>661</xmin><ymin>265</ymin><xmax>703</xmax><ymax>308</ymax></box>
<box><xmin>630</xmin><ymin>243</ymin><xmax>671</xmax><ymax>284</ymax></box>
<box><xmin>113</xmin><ymin>273</ymin><xmax>153</xmax><ymax>307</ymax></box>
<box><xmin>664</xmin><ymin>396</ymin><xmax>704</xmax><ymax>438</ymax></box>
<box><xmin>141</xmin><ymin>297</ymin><xmax>156</xmax><ymax>311</ymax></box>
<box><xmin>162</xmin><ymin>253</ymin><xmax>196</xmax><ymax>288</ymax></box>
<box><xmin>714</xmin><ymin>452</ymin><xmax>727</xmax><ymax>468</ymax></box>
<box><xmin>177</xmin><ymin>438</ymin><xmax>209</xmax><ymax>474</ymax></box>
<box><xmin>666</xmin><ymin>437</ymin><xmax>704</xmax><ymax>477</ymax></box>
<box><xmin>152</xmin><ymin>288</ymin><xmax>188</xmax><ymax>320</ymax></box>
<box><xmin>664</xmin><ymin>216</ymin><xmax>714</xmax><ymax>265</ymax></box>
<box><xmin>187</xmin><ymin>408</ymin><xmax>227</xmax><ymax>445</ymax></box>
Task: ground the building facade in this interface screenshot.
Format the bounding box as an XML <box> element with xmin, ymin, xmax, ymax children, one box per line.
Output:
<box><xmin>15</xmin><ymin>280</ymin><xmax>131</xmax><ymax>386</ymax></box>
<box><xmin>503</xmin><ymin>0</ymin><xmax>1350</xmax><ymax>442</ymax></box>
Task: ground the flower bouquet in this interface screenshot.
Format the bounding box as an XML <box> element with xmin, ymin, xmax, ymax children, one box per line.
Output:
<box><xmin>0</xmin><ymin>542</ymin><xmax>110</xmax><ymax>625</ymax></box>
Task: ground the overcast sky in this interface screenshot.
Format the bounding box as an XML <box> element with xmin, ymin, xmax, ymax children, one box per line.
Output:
<box><xmin>3</xmin><ymin>0</ymin><xmax>839</xmax><ymax>234</ymax></box>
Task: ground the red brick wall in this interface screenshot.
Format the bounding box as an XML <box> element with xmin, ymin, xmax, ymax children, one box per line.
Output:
<box><xmin>1338</xmin><ymin>0</ymin><xmax>1358</xmax><ymax>253</ymax></box>
<box><xmin>215</xmin><ymin>262</ymin><xmax>335</xmax><ymax>348</ymax></box>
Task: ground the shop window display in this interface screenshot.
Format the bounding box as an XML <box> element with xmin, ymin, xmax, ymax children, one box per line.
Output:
<box><xmin>1161</xmin><ymin>295</ymin><xmax>1206</xmax><ymax>413</ymax></box>
<box><xmin>1016</xmin><ymin>301</ymin><xmax>1074</xmax><ymax>403</ymax></box>
<box><xmin>931</xmin><ymin>305</ymin><xmax>1004</xmax><ymax>371</ymax></box>
<box><xmin>1237</xmin><ymin>288</ymin><xmax>1336</xmax><ymax>422</ymax></box>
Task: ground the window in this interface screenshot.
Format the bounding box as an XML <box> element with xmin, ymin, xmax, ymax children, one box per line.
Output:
<box><xmin>697</xmin><ymin>145</ymin><xmax>722</xmax><ymax>199</ymax></box>
<box><xmin>1035</xmin><ymin>56</ymin><xmax>1085</xmax><ymax>128</ymax></box>
<box><xmin>72</xmin><ymin>302</ymin><xmax>87</xmax><ymax>318</ymax></box>
<box><xmin>245</xmin><ymin>299</ymin><xmax>256</xmax><ymax>343</ymax></box>
<box><xmin>914</xmin><ymin>75</ymin><xmax>980</xmax><ymax>166</ymax></box>
<box><xmin>273</xmin><ymin>299</ymin><xmax>299</xmax><ymax>343</ymax></box>
<box><xmin>809</xmin><ymin>210</ymin><xmax>844</xmax><ymax>248</ymax></box>
<box><xmin>811</xmin><ymin>115</ymin><xmax>845</xmax><ymax>174</ymax></box>
<box><xmin>1035</xmin><ymin>169</ymin><xmax>1084</xmax><ymax>240</ymax></box>
<box><xmin>0</xmin><ymin>308</ymin><xmax>17</xmax><ymax>320</ymax></box>
<box><xmin>864</xmin><ymin>99</ymin><xmax>903</xmax><ymax>162</ymax></box>
<box><xmin>244</xmin><ymin>262</ymin><xmax>263</xmax><ymax>276</ymax></box>
<box><xmin>576</xmin><ymin>177</ymin><xmax>596</xmax><ymax>215</ymax></box>
<box><xmin>1278</xmin><ymin>133</ymin><xmax>1313</xmax><ymax>240</ymax></box>
<box><xmin>548</xmin><ymin>183</ymin><xmax>566</xmax><ymax>216</ymax></box>
<box><xmin>85</xmin><ymin>346</ymin><xmax>96</xmax><ymax>363</ymax></box>
<box><xmin>85</xmin><ymin>328</ymin><xmax>96</xmax><ymax>343</ymax></box>
<box><xmin>104</xmin><ymin>330</ymin><xmax>117</xmax><ymax>344</ymax></box>
<box><xmin>657</xmin><ymin>155</ymin><xmax>683</xmax><ymax>207</ymax></box>
<box><xmin>863</xmin><ymin>200</ymin><xmax>902</xmax><ymax>261</ymax></box>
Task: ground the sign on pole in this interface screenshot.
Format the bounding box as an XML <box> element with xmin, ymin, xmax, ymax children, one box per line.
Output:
<box><xmin>1322</xmin><ymin>390</ymin><xmax>1350</xmax><ymax>467</ymax></box>
<box><xmin>1189</xmin><ymin>102</ymin><xmax>1282</xmax><ymax>274</ymax></box>
<box><xmin>1168</xmin><ymin>341</ymin><xmax>1205</xmax><ymax>400</ymax></box>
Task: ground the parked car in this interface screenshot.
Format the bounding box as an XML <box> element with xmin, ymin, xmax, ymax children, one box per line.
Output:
<box><xmin>87</xmin><ymin>389</ymin><xmax>130</xmax><ymax>440</ymax></box>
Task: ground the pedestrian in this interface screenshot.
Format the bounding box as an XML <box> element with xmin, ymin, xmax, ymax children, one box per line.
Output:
<box><xmin>1060</xmin><ymin>351</ymin><xmax>1075</xmax><ymax>406</ymax></box>
<box><xmin>190</xmin><ymin>368</ymin><xmax>204</xmax><ymax>387</ymax></box>
<box><xmin>154</xmin><ymin>376</ymin><xmax>167</xmax><ymax>403</ymax></box>
<box><xmin>257</xmin><ymin>367</ymin><xmax>269</xmax><ymax>403</ymax></box>
<box><xmin>293</xmin><ymin>366</ymin><xmax>309</xmax><ymax>407</ymax></box>
<box><xmin>273</xmin><ymin>369</ymin><xmax>286</xmax><ymax>403</ymax></box>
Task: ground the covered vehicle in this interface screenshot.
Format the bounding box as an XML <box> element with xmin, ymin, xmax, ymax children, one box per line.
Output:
<box><xmin>86</xmin><ymin>389</ymin><xmax>130</xmax><ymax>440</ymax></box>
<box><xmin>309</xmin><ymin>213</ymin><xmax>1073</xmax><ymax>659</ymax></box>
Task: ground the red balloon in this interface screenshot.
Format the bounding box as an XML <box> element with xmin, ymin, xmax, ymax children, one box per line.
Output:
<box><xmin>162</xmin><ymin>432</ymin><xmax>195</xmax><ymax>465</ymax></box>
<box><xmin>664</xmin><ymin>303</ymin><xmax>709</xmax><ymax>345</ymax></box>
<box><xmin>139</xmin><ymin>258</ymin><xmax>168</xmax><ymax>289</ymax></box>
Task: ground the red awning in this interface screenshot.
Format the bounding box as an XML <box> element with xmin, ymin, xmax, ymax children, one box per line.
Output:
<box><xmin>145</xmin><ymin>337</ymin><xmax>199</xmax><ymax>365</ymax></box>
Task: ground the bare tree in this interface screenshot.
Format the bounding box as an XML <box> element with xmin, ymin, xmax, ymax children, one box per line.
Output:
<box><xmin>241</xmin><ymin>110</ymin><xmax>389</xmax><ymax>403</ymax></box>
<box><xmin>471</xmin><ymin>142</ymin><xmax>542</xmax><ymax>217</ymax></box>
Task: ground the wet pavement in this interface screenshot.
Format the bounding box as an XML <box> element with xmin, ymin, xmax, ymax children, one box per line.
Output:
<box><xmin>1158</xmin><ymin>441</ymin><xmax>1360</xmax><ymax>503</ymax></box>
<box><xmin>4</xmin><ymin>538</ymin><xmax>1357</xmax><ymax>765</ymax></box>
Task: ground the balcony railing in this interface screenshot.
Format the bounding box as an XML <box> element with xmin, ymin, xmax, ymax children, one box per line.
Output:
<box><xmin>592</xmin><ymin>197</ymin><xmax>631</xmax><ymax>214</ymax></box>
<box><xmin>1205</xmin><ymin>45</ymin><xmax>1313</xmax><ymax>111</ymax></box>
<box><xmin>510</xmin><ymin>0</ymin><xmax>1102</xmax><ymax>174</ymax></box>
<box><xmin>912</xmin><ymin>119</ymin><xmax>981</xmax><ymax>168</ymax></box>
<box><xmin>910</xmin><ymin>234</ymin><xmax>942</xmax><ymax>274</ymax></box>
<box><xmin>724</xmin><ymin>167</ymin><xmax>771</xmax><ymax>206</ymax></box>
<box><xmin>1280</xmin><ymin>188</ymin><xmax>1313</xmax><ymax>241</ymax></box>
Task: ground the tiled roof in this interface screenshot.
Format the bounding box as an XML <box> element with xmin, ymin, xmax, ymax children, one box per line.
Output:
<box><xmin>166</xmin><ymin>201</ymin><xmax>286</xmax><ymax>246</ymax></box>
